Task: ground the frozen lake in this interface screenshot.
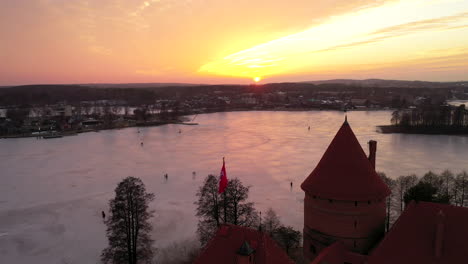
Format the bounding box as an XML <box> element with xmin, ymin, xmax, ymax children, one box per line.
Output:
<box><xmin>1</xmin><ymin>110</ymin><xmax>468</xmax><ymax>263</ymax></box>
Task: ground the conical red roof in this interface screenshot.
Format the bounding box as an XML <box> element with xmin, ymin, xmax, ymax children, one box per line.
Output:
<box><xmin>301</xmin><ymin>121</ymin><xmax>390</xmax><ymax>201</ymax></box>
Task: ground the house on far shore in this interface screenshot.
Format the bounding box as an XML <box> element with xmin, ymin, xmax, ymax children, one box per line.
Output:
<box><xmin>80</xmin><ymin>118</ymin><xmax>103</xmax><ymax>128</ymax></box>
<box><xmin>0</xmin><ymin>108</ymin><xmax>6</xmax><ymax>121</ymax></box>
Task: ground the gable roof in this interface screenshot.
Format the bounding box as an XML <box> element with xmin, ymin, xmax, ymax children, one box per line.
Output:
<box><xmin>301</xmin><ymin>121</ymin><xmax>390</xmax><ymax>201</ymax></box>
<box><xmin>193</xmin><ymin>224</ymin><xmax>294</xmax><ymax>264</ymax></box>
<box><xmin>368</xmin><ymin>201</ymin><xmax>468</xmax><ymax>264</ymax></box>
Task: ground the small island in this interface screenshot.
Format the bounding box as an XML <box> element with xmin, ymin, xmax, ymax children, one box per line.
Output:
<box><xmin>379</xmin><ymin>103</ymin><xmax>468</xmax><ymax>135</ymax></box>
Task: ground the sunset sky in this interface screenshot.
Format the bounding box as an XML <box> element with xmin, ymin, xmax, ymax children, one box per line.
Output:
<box><xmin>1</xmin><ymin>0</ymin><xmax>467</xmax><ymax>85</ymax></box>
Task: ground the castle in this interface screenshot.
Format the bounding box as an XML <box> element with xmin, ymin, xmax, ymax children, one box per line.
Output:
<box><xmin>301</xmin><ymin>118</ymin><xmax>390</xmax><ymax>259</ymax></box>
<box><xmin>194</xmin><ymin>119</ymin><xmax>468</xmax><ymax>264</ymax></box>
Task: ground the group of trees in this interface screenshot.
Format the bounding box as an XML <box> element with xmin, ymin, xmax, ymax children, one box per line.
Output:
<box><xmin>66</xmin><ymin>170</ymin><xmax>468</xmax><ymax>263</ymax></box>
<box><xmin>194</xmin><ymin>175</ymin><xmax>301</xmax><ymax>258</ymax></box>
<box><xmin>101</xmin><ymin>174</ymin><xmax>302</xmax><ymax>264</ymax></box>
<box><xmin>261</xmin><ymin>209</ymin><xmax>302</xmax><ymax>256</ymax></box>
<box><xmin>380</xmin><ymin>170</ymin><xmax>468</xmax><ymax>230</ymax></box>
<box><xmin>194</xmin><ymin>175</ymin><xmax>261</xmax><ymax>245</ymax></box>
<box><xmin>391</xmin><ymin>104</ymin><xmax>468</xmax><ymax>128</ymax></box>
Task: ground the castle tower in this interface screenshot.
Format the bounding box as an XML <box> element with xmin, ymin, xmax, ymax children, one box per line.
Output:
<box><xmin>301</xmin><ymin>120</ymin><xmax>391</xmax><ymax>261</ymax></box>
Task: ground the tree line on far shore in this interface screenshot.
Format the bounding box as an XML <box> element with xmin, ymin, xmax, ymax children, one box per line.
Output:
<box><xmin>391</xmin><ymin>104</ymin><xmax>467</xmax><ymax>128</ymax></box>
<box><xmin>379</xmin><ymin>170</ymin><xmax>468</xmax><ymax>231</ymax></box>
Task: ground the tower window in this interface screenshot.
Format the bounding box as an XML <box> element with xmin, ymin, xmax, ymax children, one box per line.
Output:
<box><xmin>354</xmin><ymin>220</ymin><xmax>357</xmax><ymax>229</ymax></box>
<box><xmin>353</xmin><ymin>240</ymin><xmax>357</xmax><ymax>248</ymax></box>
<box><xmin>328</xmin><ymin>199</ymin><xmax>333</xmax><ymax>203</ymax></box>
<box><xmin>354</xmin><ymin>201</ymin><xmax>358</xmax><ymax>207</ymax></box>
<box><xmin>368</xmin><ymin>200</ymin><xmax>371</xmax><ymax>205</ymax></box>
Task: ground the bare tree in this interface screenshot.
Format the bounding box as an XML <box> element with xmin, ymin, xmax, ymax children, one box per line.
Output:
<box><xmin>273</xmin><ymin>226</ymin><xmax>301</xmax><ymax>255</ymax></box>
<box><xmin>262</xmin><ymin>208</ymin><xmax>281</xmax><ymax>235</ymax></box>
<box><xmin>221</xmin><ymin>178</ymin><xmax>260</xmax><ymax>227</ymax></box>
<box><xmin>440</xmin><ymin>170</ymin><xmax>455</xmax><ymax>203</ymax></box>
<box><xmin>378</xmin><ymin>172</ymin><xmax>396</xmax><ymax>232</ymax></box>
<box><xmin>102</xmin><ymin>177</ymin><xmax>155</xmax><ymax>264</ymax></box>
<box><xmin>394</xmin><ymin>175</ymin><xmax>418</xmax><ymax>214</ymax></box>
<box><xmin>194</xmin><ymin>176</ymin><xmax>259</xmax><ymax>246</ymax></box>
<box><xmin>194</xmin><ymin>175</ymin><xmax>220</xmax><ymax>245</ymax></box>
<box><xmin>455</xmin><ymin>171</ymin><xmax>468</xmax><ymax>207</ymax></box>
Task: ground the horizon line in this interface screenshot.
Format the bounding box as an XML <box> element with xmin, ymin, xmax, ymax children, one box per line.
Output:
<box><xmin>2</xmin><ymin>78</ymin><xmax>468</xmax><ymax>88</ymax></box>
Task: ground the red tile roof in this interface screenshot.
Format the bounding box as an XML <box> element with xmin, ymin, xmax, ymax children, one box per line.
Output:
<box><xmin>301</xmin><ymin>121</ymin><xmax>390</xmax><ymax>201</ymax></box>
<box><xmin>368</xmin><ymin>201</ymin><xmax>468</xmax><ymax>264</ymax></box>
<box><xmin>193</xmin><ymin>224</ymin><xmax>294</xmax><ymax>264</ymax></box>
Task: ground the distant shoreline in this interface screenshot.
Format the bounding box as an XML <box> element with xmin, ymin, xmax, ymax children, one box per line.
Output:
<box><xmin>0</xmin><ymin>120</ymin><xmax>189</xmax><ymax>139</ymax></box>
<box><xmin>1</xmin><ymin>109</ymin><xmax>393</xmax><ymax>139</ymax></box>
<box><xmin>189</xmin><ymin>107</ymin><xmax>392</xmax><ymax>114</ymax></box>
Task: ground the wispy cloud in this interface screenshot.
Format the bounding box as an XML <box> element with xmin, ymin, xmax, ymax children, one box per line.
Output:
<box><xmin>370</xmin><ymin>12</ymin><xmax>468</xmax><ymax>36</ymax></box>
<box><xmin>198</xmin><ymin>0</ymin><xmax>468</xmax><ymax>79</ymax></box>
<box><xmin>311</xmin><ymin>12</ymin><xmax>468</xmax><ymax>53</ymax></box>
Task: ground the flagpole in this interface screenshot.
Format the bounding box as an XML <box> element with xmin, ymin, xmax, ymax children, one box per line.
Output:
<box><xmin>223</xmin><ymin>157</ymin><xmax>227</xmax><ymax>224</ymax></box>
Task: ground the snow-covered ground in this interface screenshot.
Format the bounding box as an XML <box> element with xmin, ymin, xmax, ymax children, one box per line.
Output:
<box><xmin>1</xmin><ymin>111</ymin><xmax>468</xmax><ymax>263</ymax></box>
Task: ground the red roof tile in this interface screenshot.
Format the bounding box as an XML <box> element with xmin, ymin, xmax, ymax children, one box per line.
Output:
<box><xmin>193</xmin><ymin>224</ymin><xmax>294</xmax><ymax>264</ymax></box>
<box><xmin>368</xmin><ymin>201</ymin><xmax>468</xmax><ymax>264</ymax></box>
<box><xmin>301</xmin><ymin>121</ymin><xmax>390</xmax><ymax>200</ymax></box>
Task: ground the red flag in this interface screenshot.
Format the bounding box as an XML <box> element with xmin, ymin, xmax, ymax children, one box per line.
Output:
<box><xmin>218</xmin><ymin>158</ymin><xmax>228</xmax><ymax>194</ymax></box>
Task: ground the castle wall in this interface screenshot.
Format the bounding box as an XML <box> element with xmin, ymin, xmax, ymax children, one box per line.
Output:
<box><xmin>303</xmin><ymin>194</ymin><xmax>386</xmax><ymax>260</ymax></box>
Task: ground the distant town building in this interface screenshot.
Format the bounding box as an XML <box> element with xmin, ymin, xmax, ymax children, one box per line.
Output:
<box><xmin>350</xmin><ymin>98</ymin><xmax>368</xmax><ymax>108</ymax></box>
<box><xmin>81</xmin><ymin>118</ymin><xmax>103</xmax><ymax>128</ymax></box>
<box><xmin>241</xmin><ymin>96</ymin><xmax>258</xmax><ymax>105</ymax></box>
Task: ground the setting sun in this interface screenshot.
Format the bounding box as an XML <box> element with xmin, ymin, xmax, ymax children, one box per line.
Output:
<box><xmin>254</xmin><ymin>77</ymin><xmax>261</xmax><ymax>83</ymax></box>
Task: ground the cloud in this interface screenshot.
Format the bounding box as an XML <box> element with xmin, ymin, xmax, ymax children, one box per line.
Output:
<box><xmin>370</xmin><ymin>12</ymin><xmax>468</xmax><ymax>36</ymax></box>
<box><xmin>309</xmin><ymin>12</ymin><xmax>468</xmax><ymax>53</ymax></box>
<box><xmin>198</xmin><ymin>0</ymin><xmax>468</xmax><ymax>78</ymax></box>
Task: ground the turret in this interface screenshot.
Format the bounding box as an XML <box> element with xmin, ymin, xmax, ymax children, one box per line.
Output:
<box><xmin>301</xmin><ymin>120</ymin><xmax>390</xmax><ymax>261</ymax></box>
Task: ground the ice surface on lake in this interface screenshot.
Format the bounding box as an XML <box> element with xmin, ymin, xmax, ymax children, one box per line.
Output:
<box><xmin>1</xmin><ymin>111</ymin><xmax>468</xmax><ymax>263</ymax></box>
